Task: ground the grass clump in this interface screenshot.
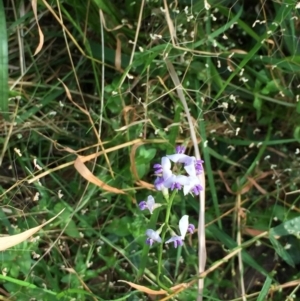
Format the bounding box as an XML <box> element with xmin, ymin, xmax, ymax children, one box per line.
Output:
<box><xmin>1</xmin><ymin>0</ymin><xmax>300</xmax><ymax>300</ymax></box>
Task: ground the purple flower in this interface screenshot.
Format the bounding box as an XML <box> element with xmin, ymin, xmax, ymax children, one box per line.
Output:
<box><xmin>146</xmin><ymin>229</ymin><xmax>162</xmax><ymax>246</ymax></box>
<box><xmin>195</xmin><ymin>159</ymin><xmax>204</xmax><ymax>175</ymax></box>
<box><xmin>183</xmin><ymin>176</ymin><xmax>203</xmax><ymax>196</ymax></box>
<box><xmin>167</xmin><ymin>154</ymin><xmax>204</xmax><ymax>177</ymax></box>
<box><xmin>154</xmin><ymin>177</ymin><xmax>165</xmax><ymax>191</ymax></box>
<box><xmin>153</xmin><ymin>164</ymin><xmax>162</xmax><ymax>174</ymax></box>
<box><xmin>154</xmin><ymin>154</ymin><xmax>204</xmax><ymax>196</ymax></box>
<box><xmin>191</xmin><ymin>184</ymin><xmax>203</xmax><ymax>195</ymax></box>
<box><xmin>167</xmin><ymin>153</ymin><xmax>193</xmax><ymax>165</ymax></box>
<box><xmin>153</xmin><ymin>157</ymin><xmax>175</xmax><ymax>193</ymax></box>
<box><xmin>166</xmin><ymin>215</ymin><xmax>195</xmax><ymax>248</ymax></box>
<box><xmin>175</xmin><ymin>145</ymin><xmax>186</xmax><ymax>154</ymax></box>
<box><xmin>156</xmin><ymin>156</ymin><xmax>191</xmax><ymax>192</ymax></box>
<box><xmin>138</xmin><ymin>195</ymin><xmax>161</xmax><ymax>214</ymax></box>
<box><xmin>166</xmin><ymin>236</ymin><xmax>184</xmax><ymax>248</ymax></box>
<box><xmin>153</xmin><ymin>157</ymin><xmax>172</xmax><ymax>178</ymax></box>
<box><xmin>163</xmin><ymin>174</ymin><xmax>189</xmax><ymax>191</ymax></box>
<box><xmin>188</xmin><ymin>224</ymin><xmax>195</xmax><ymax>234</ymax></box>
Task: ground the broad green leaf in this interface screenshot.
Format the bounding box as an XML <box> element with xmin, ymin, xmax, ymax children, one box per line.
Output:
<box><xmin>105</xmin><ymin>216</ymin><xmax>132</xmax><ymax>237</ymax></box>
<box><xmin>261</xmin><ymin>80</ymin><xmax>280</xmax><ymax>95</ymax></box>
<box><xmin>272</xmin><ymin>216</ymin><xmax>300</xmax><ymax>236</ymax></box>
<box><xmin>269</xmin><ymin>216</ymin><xmax>300</xmax><ymax>267</ymax></box>
<box><xmin>269</xmin><ymin>230</ymin><xmax>294</xmax><ymax>267</ymax></box>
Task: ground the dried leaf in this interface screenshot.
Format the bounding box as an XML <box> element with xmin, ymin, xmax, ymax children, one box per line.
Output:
<box><xmin>118</xmin><ymin>280</ymin><xmax>167</xmax><ymax>295</ymax></box>
<box><xmin>0</xmin><ymin>209</ymin><xmax>64</xmax><ymax>251</ymax></box>
<box><xmin>74</xmin><ymin>156</ymin><xmax>125</xmax><ymax>194</ymax></box>
<box><xmin>243</xmin><ymin>227</ymin><xmax>267</xmax><ymax>237</ymax></box>
<box><xmin>118</xmin><ymin>280</ymin><xmax>189</xmax><ymax>297</ymax></box>
<box><xmin>31</xmin><ymin>0</ymin><xmax>44</xmax><ymax>55</ymax></box>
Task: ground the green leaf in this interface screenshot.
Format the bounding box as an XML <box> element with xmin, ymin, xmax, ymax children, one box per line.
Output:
<box><xmin>293</xmin><ymin>126</ymin><xmax>300</xmax><ymax>141</ymax></box>
<box><xmin>105</xmin><ymin>216</ymin><xmax>132</xmax><ymax>237</ymax></box>
<box><xmin>269</xmin><ymin>216</ymin><xmax>300</xmax><ymax>267</ymax></box>
<box><xmin>261</xmin><ymin>80</ymin><xmax>280</xmax><ymax>95</ymax></box>
<box><xmin>296</xmin><ymin>101</ymin><xmax>300</xmax><ymax>114</ymax></box>
<box><xmin>253</xmin><ymin>95</ymin><xmax>262</xmax><ymax>119</ymax></box>
<box><xmin>136</xmin><ymin>163</ymin><xmax>146</xmax><ymax>179</ymax></box>
<box><xmin>64</xmin><ymin>219</ymin><xmax>81</xmax><ymax>238</ymax></box>
<box><xmin>54</xmin><ymin>203</ymin><xmax>80</xmax><ymax>238</ymax></box>
<box><xmin>271</xmin><ymin>216</ymin><xmax>300</xmax><ymax>237</ymax></box>
<box><xmin>139</xmin><ymin>147</ymin><xmax>156</xmax><ymax>160</ymax></box>
<box><xmin>269</xmin><ymin>230</ymin><xmax>294</xmax><ymax>267</ymax></box>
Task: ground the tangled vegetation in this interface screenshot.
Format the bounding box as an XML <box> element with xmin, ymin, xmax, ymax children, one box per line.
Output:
<box><xmin>1</xmin><ymin>0</ymin><xmax>300</xmax><ymax>300</ymax></box>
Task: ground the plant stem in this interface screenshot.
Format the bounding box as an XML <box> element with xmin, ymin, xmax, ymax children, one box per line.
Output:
<box><xmin>156</xmin><ymin>189</ymin><xmax>177</xmax><ymax>290</ymax></box>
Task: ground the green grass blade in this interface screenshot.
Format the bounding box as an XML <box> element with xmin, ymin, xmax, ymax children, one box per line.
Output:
<box><xmin>0</xmin><ymin>274</ymin><xmax>57</xmax><ymax>296</ymax></box>
<box><xmin>0</xmin><ymin>0</ymin><xmax>8</xmax><ymax>119</ymax></box>
<box><xmin>257</xmin><ymin>276</ymin><xmax>272</xmax><ymax>301</ymax></box>
<box><xmin>208</xmin><ymin>223</ymin><xmax>270</xmax><ymax>278</ymax></box>
<box><xmin>213</xmin><ymin>2</ymin><xmax>295</xmax><ymax>106</ymax></box>
<box><xmin>137</xmin><ymin>207</ymin><xmax>160</xmax><ymax>279</ymax></box>
<box><xmin>195</xmin><ymin>80</ymin><xmax>222</xmax><ymax>229</ymax></box>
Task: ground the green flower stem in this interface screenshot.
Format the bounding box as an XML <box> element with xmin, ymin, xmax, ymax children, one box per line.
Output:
<box><xmin>156</xmin><ymin>189</ymin><xmax>177</xmax><ymax>291</ymax></box>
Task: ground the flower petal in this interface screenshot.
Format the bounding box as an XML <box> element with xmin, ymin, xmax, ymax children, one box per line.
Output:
<box><xmin>167</xmin><ymin>154</ymin><xmax>190</xmax><ymax>164</ymax></box>
<box><xmin>175</xmin><ymin>175</ymin><xmax>190</xmax><ymax>185</ymax></box>
<box><xmin>183</xmin><ymin>176</ymin><xmax>202</xmax><ymax>195</ymax></box>
<box><xmin>139</xmin><ymin>201</ymin><xmax>147</xmax><ymax>210</ymax></box>
<box><xmin>163</xmin><ymin>174</ymin><xmax>189</xmax><ymax>189</ymax></box>
<box><xmin>179</xmin><ymin>215</ymin><xmax>189</xmax><ymax>239</ymax></box>
<box><xmin>146</xmin><ymin>195</ymin><xmax>155</xmax><ymax>212</ymax></box>
<box><xmin>146</xmin><ymin>229</ymin><xmax>162</xmax><ymax>243</ymax></box>
<box><xmin>165</xmin><ymin>235</ymin><xmax>183</xmax><ymax>248</ymax></box>
<box><xmin>175</xmin><ymin>145</ymin><xmax>186</xmax><ymax>154</ymax></box>
<box><xmin>154</xmin><ymin>177</ymin><xmax>164</xmax><ymax>190</ymax></box>
<box><xmin>184</xmin><ymin>162</ymin><xmax>196</xmax><ymax>177</ymax></box>
<box><xmin>188</xmin><ymin>224</ymin><xmax>195</xmax><ymax>234</ymax></box>
<box><xmin>161</xmin><ymin>156</ymin><xmax>171</xmax><ymax>170</ymax></box>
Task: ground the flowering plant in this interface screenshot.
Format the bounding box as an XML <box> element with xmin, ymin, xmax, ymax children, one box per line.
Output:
<box><xmin>138</xmin><ymin>145</ymin><xmax>204</xmax><ymax>289</ymax></box>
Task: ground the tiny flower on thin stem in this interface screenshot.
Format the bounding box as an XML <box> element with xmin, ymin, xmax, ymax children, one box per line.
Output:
<box><xmin>138</xmin><ymin>195</ymin><xmax>161</xmax><ymax>214</ymax></box>
<box><xmin>166</xmin><ymin>236</ymin><xmax>184</xmax><ymax>248</ymax></box>
<box><xmin>165</xmin><ymin>215</ymin><xmax>195</xmax><ymax>248</ymax></box>
<box><xmin>145</xmin><ymin>229</ymin><xmax>162</xmax><ymax>246</ymax></box>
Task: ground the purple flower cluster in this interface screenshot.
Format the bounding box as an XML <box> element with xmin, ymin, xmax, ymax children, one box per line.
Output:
<box><xmin>153</xmin><ymin>146</ymin><xmax>204</xmax><ymax>196</ymax></box>
<box><xmin>138</xmin><ymin>147</ymin><xmax>201</xmax><ymax>248</ymax></box>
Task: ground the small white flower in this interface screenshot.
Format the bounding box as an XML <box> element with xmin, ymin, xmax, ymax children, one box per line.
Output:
<box><xmin>165</xmin><ymin>215</ymin><xmax>195</xmax><ymax>248</ymax></box>
<box><xmin>146</xmin><ymin>229</ymin><xmax>162</xmax><ymax>246</ymax></box>
<box><xmin>138</xmin><ymin>195</ymin><xmax>161</xmax><ymax>214</ymax></box>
